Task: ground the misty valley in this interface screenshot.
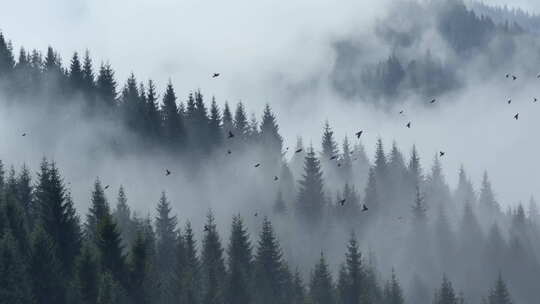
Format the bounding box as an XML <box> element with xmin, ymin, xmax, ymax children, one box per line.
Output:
<box><xmin>2</xmin><ymin>0</ymin><xmax>540</xmax><ymax>304</ymax></box>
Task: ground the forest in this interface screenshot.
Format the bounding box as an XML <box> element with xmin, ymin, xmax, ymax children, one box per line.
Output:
<box><xmin>1</xmin><ymin>1</ymin><xmax>540</xmax><ymax>303</ymax></box>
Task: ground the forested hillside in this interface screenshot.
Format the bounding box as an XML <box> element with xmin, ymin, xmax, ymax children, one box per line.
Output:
<box><xmin>0</xmin><ymin>7</ymin><xmax>539</xmax><ymax>303</ymax></box>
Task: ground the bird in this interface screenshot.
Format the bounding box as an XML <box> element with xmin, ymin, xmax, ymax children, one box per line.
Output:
<box><xmin>362</xmin><ymin>204</ymin><xmax>369</xmax><ymax>212</ymax></box>
<box><xmin>355</xmin><ymin>131</ymin><xmax>363</xmax><ymax>138</ymax></box>
<box><xmin>399</xmin><ymin>110</ymin><xmax>404</xmax><ymax>114</ymax></box>
<box><xmin>21</xmin><ymin>133</ymin><xmax>27</xmax><ymax>137</ymax></box>
<box><xmin>165</xmin><ymin>169</ymin><xmax>171</xmax><ymax>176</ymax></box>
<box><xmin>204</xmin><ymin>225</ymin><xmax>209</xmax><ymax>232</ymax></box>
<box><xmin>286</xmin><ymin>147</ymin><xmax>289</xmax><ymax>150</ymax></box>
<box><xmin>254</xmin><ymin>212</ymin><xmax>258</xmax><ymax>217</ymax></box>
<box><xmin>440</xmin><ymin>151</ymin><xmax>445</xmax><ymax>157</ymax></box>
<box><xmin>254</xmin><ymin>163</ymin><xmax>261</xmax><ymax>168</ymax></box>
<box><xmin>295</xmin><ymin>148</ymin><xmax>303</xmax><ymax>153</ymax></box>
<box><xmin>227</xmin><ymin>149</ymin><xmax>232</xmax><ymax>155</ymax></box>
<box><xmin>505</xmin><ymin>73</ymin><xmax>510</xmax><ymax>78</ymax></box>
<box><xmin>514</xmin><ymin>113</ymin><xmax>519</xmax><ymax>120</ymax></box>
<box><xmin>104</xmin><ymin>185</ymin><xmax>110</xmax><ymax>190</ymax></box>
<box><xmin>227</xmin><ymin>131</ymin><xmax>235</xmax><ymax>139</ymax></box>
<box><xmin>537</xmin><ymin>74</ymin><xmax>540</xmax><ymax>78</ymax></box>
<box><xmin>274</xmin><ymin>176</ymin><xmax>279</xmax><ymax>181</ymax></box>
<box><xmin>406</xmin><ymin>122</ymin><xmax>411</xmax><ymax>128</ymax></box>
<box><xmin>430</xmin><ymin>98</ymin><xmax>436</xmax><ymax>104</ymax></box>
<box><xmin>337</xmin><ymin>163</ymin><xmax>342</xmax><ymax>167</ymax></box>
<box><xmin>330</xmin><ymin>155</ymin><xmax>338</xmax><ymax>160</ymax></box>
<box><xmin>507</xmin><ymin>99</ymin><xmax>512</xmax><ymax>104</ymax></box>
<box><xmin>339</xmin><ymin>199</ymin><xmax>346</xmax><ymax>206</ymax></box>
<box><xmin>350</xmin><ymin>151</ymin><xmax>354</xmax><ymax>155</ymax></box>
<box><xmin>212</xmin><ymin>73</ymin><xmax>220</xmax><ymax>78</ymax></box>
<box><xmin>534</xmin><ymin>98</ymin><xmax>538</xmax><ymax>103</ymax></box>
<box><xmin>512</xmin><ymin>75</ymin><xmax>517</xmax><ymax>80</ymax></box>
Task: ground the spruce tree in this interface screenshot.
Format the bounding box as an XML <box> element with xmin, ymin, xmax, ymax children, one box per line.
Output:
<box><xmin>296</xmin><ymin>147</ymin><xmax>326</xmax><ymax>227</ymax></box>
<box><xmin>155</xmin><ymin>191</ymin><xmax>178</xmax><ymax>304</ymax></box>
<box><xmin>309</xmin><ymin>252</ymin><xmax>335</xmax><ymax>304</ymax></box>
<box><xmin>179</xmin><ymin>221</ymin><xmax>201</xmax><ymax>304</ymax></box>
<box><xmin>0</xmin><ymin>232</ymin><xmax>33</xmax><ymax>304</ymax></box>
<box><xmin>233</xmin><ymin>102</ymin><xmax>249</xmax><ymax>139</ymax></box>
<box><xmin>82</xmin><ymin>50</ymin><xmax>96</xmax><ymax>101</ymax></box>
<box><xmin>113</xmin><ymin>186</ymin><xmax>135</xmax><ymax>251</ymax></box>
<box><xmin>226</xmin><ymin>215</ymin><xmax>252</xmax><ymax>304</ymax></box>
<box><xmin>69</xmin><ymin>52</ymin><xmax>84</xmax><ymax>91</ymax></box>
<box><xmin>487</xmin><ymin>274</ymin><xmax>513</xmax><ymax>304</ymax></box>
<box><xmin>86</xmin><ymin>178</ymin><xmax>110</xmax><ymax>243</ymax></box>
<box><xmin>479</xmin><ymin>171</ymin><xmax>500</xmax><ymax>215</ymax></box>
<box><xmin>454</xmin><ymin>165</ymin><xmax>476</xmax><ymax>205</ymax></box>
<box><xmin>209</xmin><ymin>97</ymin><xmax>223</xmax><ymax>148</ymax></box>
<box><xmin>383</xmin><ymin>270</ymin><xmax>404</xmax><ymax>304</ymax></box>
<box><xmin>201</xmin><ymin>212</ymin><xmax>226</xmax><ymax>304</ymax></box>
<box><xmin>222</xmin><ymin>102</ymin><xmax>234</xmax><ymax>136</ymax></box>
<box><xmin>128</xmin><ymin>231</ymin><xmax>151</xmax><ymax>304</ymax></box>
<box><xmin>260</xmin><ymin>104</ymin><xmax>283</xmax><ymax>164</ymax></box>
<box><xmin>97</xmin><ymin>214</ymin><xmax>126</xmax><ymax>286</ymax></box>
<box><xmin>0</xmin><ymin>32</ymin><xmax>15</xmax><ymax>78</ymax></box>
<box><xmin>161</xmin><ymin>82</ymin><xmax>186</xmax><ymax>151</ymax></box>
<box><xmin>77</xmin><ymin>245</ymin><xmax>100</xmax><ymax>304</ymax></box>
<box><xmin>96</xmin><ymin>63</ymin><xmax>117</xmax><ymax>108</ymax></box>
<box><xmin>342</xmin><ymin>233</ymin><xmax>363</xmax><ymax>304</ymax></box>
<box><xmin>321</xmin><ymin>121</ymin><xmax>338</xmax><ymax>160</ymax></box>
<box><xmin>145</xmin><ymin>79</ymin><xmax>162</xmax><ymax>141</ymax></box>
<box><xmin>433</xmin><ymin>275</ymin><xmax>459</xmax><ymax>304</ymax></box>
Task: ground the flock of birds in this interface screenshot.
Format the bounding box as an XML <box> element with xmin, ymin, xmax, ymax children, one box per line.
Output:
<box><xmin>14</xmin><ymin>71</ymin><xmax>538</xmax><ymax>217</ymax></box>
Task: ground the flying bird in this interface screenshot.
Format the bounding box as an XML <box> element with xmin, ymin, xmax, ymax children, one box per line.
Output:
<box><xmin>104</xmin><ymin>185</ymin><xmax>110</xmax><ymax>190</ymax></box>
<box><xmin>537</xmin><ymin>74</ymin><xmax>540</xmax><ymax>78</ymax></box>
<box><xmin>512</xmin><ymin>75</ymin><xmax>517</xmax><ymax>80</ymax></box>
<box><xmin>212</xmin><ymin>73</ymin><xmax>220</xmax><ymax>78</ymax></box>
<box><xmin>406</xmin><ymin>122</ymin><xmax>411</xmax><ymax>128</ymax></box>
<box><xmin>339</xmin><ymin>199</ymin><xmax>346</xmax><ymax>206</ymax></box>
<box><xmin>295</xmin><ymin>148</ymin><xmax>303</xmax><ymax>153</ymax></box>
<box><xmin>254</xmin><ymin>163</ymin><xmax>261</xmax><ymax>168</ymax></box>
<box><xmin>21</xmin><ymin>133</ymin><xmax>27</xmax><ymax>137</ymax></box>
<box><xmin>534</xmin><ymin>98</ymin><xmax>537</xmax><ymax>103</ymax></box>
<box><xmin>330</xmin><ymin>155</ymin><xmax>338</xmax><ymax>160</ymax></box>
<box><xmin>337</xmin><ymin>163</ymin><xmax>342</xmax><ymax>167</ymax></box>
<box><xmin>362</xmin><ymin>204</ymin><xmax>369</xmax><ymax>212</ymax></box>
<box><xmin>430</xmin><ymin>99</ymin><xmax>436</xmax><ymax>104</ymax></box>
<box><xmin>204</xmin><ymin>225</ymin><xmax>209</xmax><ymax>232</ymax></box>
<box><xmin>505</xmin><ymin>74</ymin><xmax>510</xmax><ymax>78</ymax></box>
<box><xmin>274</xmin><ymin>176</ymin><xmax>279</xmax><ymax>181</ymax></box>
<box><xmin>439</xmin><ymin>151</ymin><xmax>445</xmax><ymax>157</ymax></box>
<box><xmin>165</xmin><ymin>169</ymin><xmax>171</xmax><ymax>176</ymax></box>
<box><xmin>399</xmin><ymin>110</ymin><xmax>404</xmax><ymax>114</ymax></box>
<box><xmin>227</xmin><ymin>149</ymin><xmax>232</xmax><ymax>155</ymax></box>
<box><xmin>514</xmin><ymin>113</ymin><xmax>519</xmax><ymax>120</ymax></box>
<box><xmin>227</xmin><ymin>131</ymin><xmax>235</xmax><ymax>138</ymax></box>
<box><xmin>254</xmin><ymin>212</ymin><xmax>258</xmax><ymax>217</ymax></box>
<box><xmin>355</xmin><ymin>131</ymin><xmax>363</xmax><ymax>138</ymax></box>
<box><xmin>507</xmin><ymin>99</ymin><xmax>512</xmax><ymax>104</ymax></box>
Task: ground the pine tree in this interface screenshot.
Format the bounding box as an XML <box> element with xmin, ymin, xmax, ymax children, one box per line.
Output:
<box><xmin>29</xmin><ymin>227</ymin><xmax>66</xmax><ymax>304</ymax></box>
<box><xmin>97</xmin><ymin>214</ymin><xmax>126</xmax><ymax>285</ymax></box>
<box><xmin>35</xmin><ymin>160</ymin><xmax>81</xmax><ymax>276</ymax></box>
<box><xmin>340</xmin><ymin>136</ymin><xmax>353</xmax><ymax>183</ymax></box>
<box><xmin>321</xmin><ymin>121</ymin><xmax>338</xmax><ymax>160</ymax></box>
<box><xmin>374</xmin><ymin>138</ymin><xmax>387</xmax><ymax>180</ymax></box>
<box><xmin>341</xmin><ymin>233</ymin><xmax>363</xmax><ymax>304</ymax></box>
<box><xmin>479</xmin><ymin>171</ymin><xmax>500</xmax><ymax>215</ymax></box>
<box><xmin>226</xmin><ymin>215</ymin><xmax>252</xmax><ymax>304</ymax></box>
<box><xmin>0</xmin><ymin>232</ymin><xmax>33</xmax><ymax>304</ymax></box>
<box><xmin>364</xmin><ymin>168</ymin><xmax>379</xmax><ymax>214</ymax></box>
<box><xmin>82</xmin><ymin>50</ymin><xmax>96</xmax><ymax>101</ymax></box>
<box><xmin>161</xmin><ymin>82</ymin><xmax>186</xmax><ymax>152</ymax></box>
<box><xmin>128</xmin><ymin>231</ymin><xmax>151</xmax><ymax>304</ymax></box>
<box><xmin>113</xmin><ymin>186</ymin><xmax>135</xmax><ymax>251</ymax></box>
<box><xmin>155</xmin><ymin>191</ymin><xmax>178</xmax><ymax>304</ymax></box>
<box><xmin>15</xmin><ymin>165</ymin><xmax>33</xmax><ymax>227</ymax></box>
<box><xmin>69</xmin><ymin>52</ymin><xmax>84</xmax><ymax>91</ymax></box>
<box><xmin>209</xmin><ymin>97</ymin><xmax>223</xmax><ymax>148</ymax></box>
<box><xmin>296</xmin><ymin>147</ymin><xmax>326</xmax><ymax>227</ymax></box>
<box><xmin>260</xmin><ymin>104</ymin><xmax>283</xmax><ymax>164</ymax></box>
<box><xmin>309</xmin><ymin>252</ymin><xmax>335</xmax><ymax>304</ymax></box>
<box><xmin>433</xmin><ymin>275</ymin><xmax>459</xmax><ymax>304</ymax></box>
<box><xmin>234</xmin><ymin>102</ymin><xmax>249</xmax><ymax>139</ymax></box>
<box><xmin>407</xmin><ymin>145</ymin><xmax>423</xmax><ymax>192</ymax></box>
<box><xmin>487</xmin><ymin>274</ymin><xmax>513</xmax><ymax>304</ymax></box>
<box><xmin>86</xmin><ymin>178</ymin><xmax>110</xmax><ymax>243</ymax></box>
<box><xmin>120</xmin><ymin>73</ymin><xmax>144</xmax><ymax>133</ymax></box>
<box><xmin>0</xmin><ymin>32</ymin><xmax>15</xmax><ymax>78</ymax></box>
<box><xmin>222</xmin><ymin>102</ymin><xmax>234</xmax><ymax>135</ymax></box>
<box><xmin>96</xmin><ymin>63</ymin><xmax>117</xmax><ymax>108</ymax></box>
<box><xmin>201</xmin><ymin>212</ymin><xmax>226</xmax><ymax>304</ymax></box>
<box><xmin>77</xmin><ymin>244</ymin><xmax>100</xmax><ymax>304</ymax></box>
<box><xmin>383</xmin><ymin>270</ymin><xmax>404</xmax><ymax>304</ymax></box>
<box><xmin>179</xmin><ymin>221</ymin><xmax>201</xmax><ymax>304</ymax></box>
<box><xmin>145</xmin><ymin>79</ymin><xmax>162</xmax><ymax>141</ymax></box>
<box><xmin>254</xmin><ymin>217</ymin><xmax>287</xmax><ymax>304</ymax></box>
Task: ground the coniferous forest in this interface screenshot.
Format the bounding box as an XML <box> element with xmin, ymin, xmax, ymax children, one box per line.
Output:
<box><xmin>2</xmin><ymin>1</ymin><xmax>540</xmax><ymax>303</ymax></box>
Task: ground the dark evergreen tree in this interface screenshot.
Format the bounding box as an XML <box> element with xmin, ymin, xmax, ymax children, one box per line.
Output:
<box><xmin>260</xmin><ymin>104</ymin><xmax>283</xmax><ymax>164</ymax></box>
<box><xmin>383</xmin><ymin>270</ymin><xmax>404</xmax><ymax>304</ymax></box>
<box><xmin>341</xmin><ymin>233</ymin><xmax>363</xmax><ymax>304</ymax></box>
<box><xmin>222</xmin><ymin>102</ymin><xmax>233</xmax><ymax>135</ymax></box>
<box><xmin>179</xmin><ymin>221</ymin><xmax>201</xmax><ymax>304</ymax></box>
<box><xmin>233</xmin><ymin>102</ymin><xmax>249</xmax><ymax>139</ymax></box>
<box><xmin>226</xmin><ymin>215</ymin><xmax>252</xmax><ymax>304</ymax></box>
<box><xmin>69</xmin><ymin>52</ymin><xmax>84</xmax><ymax>91</ymax></box>
<box><xmin>454</xmin><ymin>165</ymin><xmax>476</xmax><ymax>205</ymax></box>
<box><xmin>86</xmin><ymin>178</ymin><xmax>110</xmax><ymax>243</ymax></box>
<box><xmin>0</xmin><ymin>32</ymin><xmax>15</xmax><ymax>79</ymax></box>
<box><xmin>487</xmin><ymin>274</ymin><xmax>513</xmax><ymax>304</ymax></box>
<box><xmin>96</xmin><ymin>63</ymin><xmax>117</xmax><ymax>108</ymax></box>
<box><xmin>97</xmin><ymin>214</ymin><xmax>126</xmax><ymax>285</ymax></box>
<box><xmin>479</xmin><ymin>171</ymin><xmax>500</xmax><ymax>216</ymax></box>
<box><xmin>128</xmin><ymin>231</ymin><xmax>151</xmax><ymax>304</ymax></box>
<box><xmin>144</xmin><ymin>79</ymin><xmax>162</xmax><ymax>141</ymax></box>
<box><xmin>201</xmin><ymin>212</ymin><xmax>226</xmax><ymax>304</ymax></box>
<box><xmin>309</xmin><ymin>252</ymin><xmax>335</xmax><ymax>304</ymax></box>
<box><xmin>209</xmin><ymin>97</ymin><xmax>223</xmax><ymax>148</ymax></box>
<box><xmin>113</xmin><ymin>186</ymin><xmax>135</xmax><ymax>251</ymax></box>
<box><xmin>433</xmin><ymin>275</ymin><xmax>459</xmax><ymax>304</ymax></box>
<box><xmin>161</xmin><ymin>82</ymin><xmax>186</xmax><ymax>152</ymax></box>
<box><xmin>77</xmin><ymin>244</ymin><xmax>100</xmax><ymax>304</ymax></box>
<box><xmin>155</xmin><ymin>191</ymin><xmax>178</xmax><ymax>304</ymax></box>
<box><xmin>0</xmin><ymin>232</ymin><xmax>33</xmax><ymax>304</ymax></box>
<box><xmin>296</xmin><ymin>147</ymin><xmax>326</xmax><ymax>227</ymax></box>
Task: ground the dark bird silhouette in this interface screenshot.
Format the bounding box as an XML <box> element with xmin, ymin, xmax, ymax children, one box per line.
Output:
<box><xmin>506</xmin><ymin>73</ymin><xmax>510</xmax><ymax>78</ymax></box>
<box><xmin>21</xmin><ymin>133</ymin><xmax>27</xmax><ymax>137</ymax></box>
<box><xmin>512</xmin><ymin>75</ymin><xmax>517</xmax><ymax>80</ymax></box>
<box><xmin>295</xmin><ymin>148</ymin><xmax>303</xmax><ymax>153</ymax></box>
<box><xmin>350</xmin><ymin>151</ymin><xmax>354</xmax><ymax>155</ymax></box>
<box><xmin>430</xmin><ymin>98</ymin><xmax>436</xmax><ymax>104</ymax></box>
<box><xmin>274</xmin><ymin>176</ymin><xmax>279</xmax><ymax>181</ymax></box>
<box><xmin>254</xmin><ymin>163</ymin><xmax>261</xmax><ymax>168</ymax></box>
<box><xmin>339</xmin><ymin>199</ymin><xmax>346</xmax><ymax>206</ymax></box>
<box><xmin>537</xmin><ymin>74</ymin><xmax>540</xmax><ymax>78</ymax></box>
<box><xmin>514</xmin><ymin>113</ymin><xmax>519</xmax><ymax>120</ymax></box>
<box><xmin>212</xmin><ymin>73</ymin><xmax>220</xmax><ymax>78</ymax></box>
<box><xmin>227</xmin><ymin>149</ymin><xmax>232</xmax><ymax>155</ymax></box>
<box><xmin>165</xmin><ymin>169</ymin><xmax>171</xmax><ymax>176</ymax></box>
<box><xmin>355</xmin><ymin>131</ymin><xmax>363</xmax><ymax>138</ymax></box>
<box><xmin>534</xmin><ymin>98</ymin><xmax>538</xmax><ymax>103</ymax></box>
<box><xmin>507</xmin><ymin>99</ymin><xmax>512</xmax><ymax>104</ymax></box>
<box><xmin>440</xmin><ymin>151</ymin><xmax>445</xmax><ymax>157</ymax></box>
<box><xmin>204</xmin><ymin>225</ymin><xmax>209</xmax><ymax>232</ymax></box>
<box><xmin>362</xmin><ymin>204</ymin><xmax>369</xmax><ymax>212</ymax></box>
<box><xmin>104</xmin><ymin>185</ymin><xmax>110</xmax><ymax>190</ymax></box>
<box><xmin>286</xmin><ymin>147</ymin><xmax>289</xmax><ymax>150</ymax></box>
<box><xmin>330</xmin><ymin>155</ymin><xmax>338</xmax><ymax>160</ymax></box>
<box><xmin>337</xmin><ymin>163</ymin><xmax>342</xmax><ymax>167</ymax></box>
<box><xmin>227</xmin><ymin>131</ymin><xmax>235</xmax><ymax>138</ymax></box>
<box><xmin>254</xmin><ymin>212</ymin><xmax>258</xmax><ymax>217</ymax></box>
<box><xmin>399</xmin><ymin>110</ymin><xmax>404</xmax><ymax>114</ymax></box>
<box><xmin>406</xmin><ymin>122</ymin><xmax>411</xmax><ymax>128</ymax></box>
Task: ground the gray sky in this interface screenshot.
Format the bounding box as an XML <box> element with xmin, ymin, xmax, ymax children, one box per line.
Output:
<box><xmin>1</xmin><ymin>0</ymin><xmax>540</xmax><ymax>207</ymax></box>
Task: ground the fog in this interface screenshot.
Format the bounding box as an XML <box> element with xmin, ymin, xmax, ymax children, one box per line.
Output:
<box><xmin>1</xmin><ymin>0</ymin><xmax>540</xmax><ymax>303</ymax></box>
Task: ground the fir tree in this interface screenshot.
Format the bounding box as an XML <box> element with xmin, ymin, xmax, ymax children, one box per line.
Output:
<box><xmin>479</xmin><ymin>171</ymin><xmax>500</xmax><ymax>215</ymax></box>
<box><xmin>234</xmin><ymin>102</ymin><xmax>249</xmax><ymax>139</ymax></box>
<box><xmin>77</xmin><ymin>245</ymin><xmax>100</xmax><ymax>304</ymax></box>
<box><xmin>222</xmin><ymin>102</ymin><xmax>234</xmax><ymax>135</ymax></box>
<box><xmin>383</xmin><ymin>270</ymin><xmax>404</xmax><ymax>304</ymax></box>
<box><xmin>309</xmin><ymin>252</ymin><xmax>335</xmax><ymax>304</ymax></box>
<box><xmin>113</xmin><ymin>186</ymin><xmax>135</xmax><ymax>251</ymax></box>
<box><xmin>433</xmin><ymin>275</ymin><xmax>459</xmax><ymax>304</ymax></box>
<box><xmin>201</xmin><ymin>212</ymin><xmax>226</xmax><ymax>304</ymax></box>
<box><xmin>155</xmin><ymin>191</ymin><xmax>178</xmax><ymax>304</ymax></box>
<box><xmin>0</xmin><ymin>232</ymin><xmax>33</xmax><ymax>304</ymax></box>
<box><xmin>226</xmin><ymin>215</ymin><xmax>252</xmax><ymax>304</ymax></box>
<box><xmin>97</xmin><ymin>214</ymin><xmax>126</xmax><ymax>285</ymax></box>
<box><xmin>128</xmin><ymin>231</ymin><xmax>151</xmax><ymax>304</ymax></box>
<box><xmin>69</xmin><ymin>52</ymin><xmax>84</xmax><ymax>91</ymax></box>
<box><xmin>487</xmin><ymin>274</ymin><xmax>513</xmax><ymax>304</ymax></box>
<box><xmin>96</xmin><ymin>63</ymin><xmax>117</xmax><ymax>108</ymax></box>
<box><xmin>86</xmin><ymin>178</ymin><xmax>110</xmax><ymax>243</ymax></box>
<box><xmin>296</xmin><ymin>147</ymin><xmax>326</xmax><ymax>227</ymax></box>
<box><xmin>161</xmin><ymin>82</ymin><xmax>186</xmax><ymax>151</ymax></box>
<box><xmin>179</xmin><ymin>221</ymin><xmax>201</xmax><ymax>304</ymax></box>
